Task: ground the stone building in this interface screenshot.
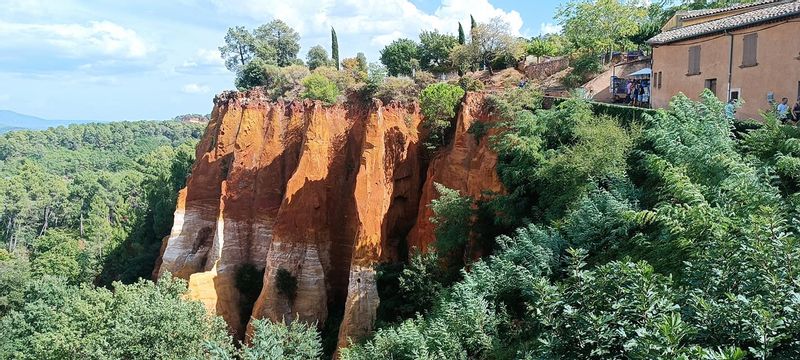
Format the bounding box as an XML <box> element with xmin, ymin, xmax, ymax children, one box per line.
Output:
<box><xmin>648</xmin><ymin>0</ymin><xmax>800</xmax><ymax>119</ymax></box>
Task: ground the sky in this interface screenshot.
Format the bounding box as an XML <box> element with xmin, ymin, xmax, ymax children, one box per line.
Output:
<box><xmin>0</xmin><ymin>0</ymin><xmax>563</xmax><ymax>121</ymax></box>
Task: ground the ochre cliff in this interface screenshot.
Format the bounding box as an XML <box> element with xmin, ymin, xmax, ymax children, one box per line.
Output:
<box><xmin>407</xmin><ymin>92</ymin><xmax>504</xmax><ymax>252</ymax></box>
<box><xmin>154</xmin><ymin>89</ymin><xmax>503</xmax><ymax>349</ymax></box>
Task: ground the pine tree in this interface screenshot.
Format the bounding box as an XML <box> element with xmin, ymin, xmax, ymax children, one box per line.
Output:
<box><xmin>331</xmin><ymin>27</ymin><xmax>340</xmax><ymax>70</ymax></box>
<box><xmin>458</xmin><ymin>22</ymin><xmax>465</xmax><ymax>45</ymax></box>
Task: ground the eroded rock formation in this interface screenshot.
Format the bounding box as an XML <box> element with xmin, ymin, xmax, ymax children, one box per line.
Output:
<box><xmin>155</xmin><ymin>89</ymin><xmax>503</xmax><ymax>350</ymax></box>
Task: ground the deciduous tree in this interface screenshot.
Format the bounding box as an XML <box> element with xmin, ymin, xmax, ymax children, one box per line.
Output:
<box><xmin>306</xmin><ymin>45</ymin><xmax>331</xmax><ymax>70</ymax></box>
<box><xmin>379</xmin><ymin>38</ymin><xmax>419</xmax><ymax>76</ymax></box>
<box><xmin>419</xmin><ymin>30</ymin><xmax>458</xmax><ymax>73</ymax></box>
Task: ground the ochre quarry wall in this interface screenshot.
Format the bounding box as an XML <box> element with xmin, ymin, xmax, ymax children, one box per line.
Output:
<box><xmin>154</xmin><ymin>89</ymin><xmax>503</xmax><ymax>350</ymax></box>
<box><xmin>407</xmin><ymin>93</ymin><xmax>505</xmax><ymax>252</ymax></box>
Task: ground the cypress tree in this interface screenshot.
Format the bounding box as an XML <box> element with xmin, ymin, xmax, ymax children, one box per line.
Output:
<box><xmin>331</xmin><ymin>27</ymin><xmax>340</xmax><ymax>70</ymax></box>
<box><xmin>470</xmin><ymin>15</ymin><xmax>477</xmax><ymax>34</ymax></box>
<box><xmin>458</xmin><ymin>22</ymin><xmax>465</xmax><ymax>45</ymax></box>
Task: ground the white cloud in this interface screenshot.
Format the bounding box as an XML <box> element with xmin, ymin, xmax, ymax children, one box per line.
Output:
<box><xmin>209</xmin><ymin>0</ymin><xmax>525</xmax><ymax>58</ymax></box>
<box><xmin>183</xmin><ymin>48</ymin><xmax>224</xmax><ymax>67</ymax></box>
<box><xmin>539</xmin><ymin>22</ymin><xmax>562</xmax><ymax>36</ymax></box>
<box><xmin>370</xmin><ymin>31</ymin><xmax>407</xmax><ymax>47</ymax></box>
<box><xmin>181</xmin><ymin>83</ymin><xmax>211</xmax><ymax>94</ymax></box>
<box><xmin>0</xmin><ymin>20</ymin><xmax>151</xmax><ymax>59</ymax></box>
<box><xmin>175</xmin><ymin>48</ymin><xmax>226</xmax><ymax>74</ymax></box>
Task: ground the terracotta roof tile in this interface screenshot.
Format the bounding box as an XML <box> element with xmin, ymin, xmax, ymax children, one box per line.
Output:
<box><xmin>680</xmin><ymin>0</ymin><xmax>782</xmax><ymax>19</ymax></box>
<box><xmin>649</xmin><ymin>0</ymin><xmax>800</xmax><ymax>44</ymax></box>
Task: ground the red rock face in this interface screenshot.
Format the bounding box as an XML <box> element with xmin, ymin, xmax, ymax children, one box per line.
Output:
<box><xmin>154</xmin><ymin>89</ymin><xmax>503</xmax><ymax>349</ymax></box>
<box><xmin>408</xmin><ymin>92</ymin><xmax>505</xmax><ymax>252</ymax></box>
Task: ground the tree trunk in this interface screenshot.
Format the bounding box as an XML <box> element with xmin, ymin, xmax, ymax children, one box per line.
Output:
<box><xmin>38</xmin><ymin>205</ymin><xmax>50</xmax><ymax>237</ymax></box>
<box><xmin>9</xmin><ymin>218</ymin><xmax>16</xmax><ymax>251</ymax></box>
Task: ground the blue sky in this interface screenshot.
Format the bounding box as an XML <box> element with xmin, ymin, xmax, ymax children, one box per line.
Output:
<box><xmin>0</xmin><ymin>0</ymin><xmax>563</xmax><ymax>121</ymax></box>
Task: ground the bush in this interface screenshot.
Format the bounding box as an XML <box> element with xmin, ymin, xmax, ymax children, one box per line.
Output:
<box><xmin>279</xmin><ymin>65</ymin><xmax>311</xmax><ymax>100</ymax></box>
<box><xmin>312</xmin><ymin>66</ymin><xmax>358</xmax><ymax>93</ymax></box>
<box><xmin>239</xmin><ymin>319</ymin><xmax>322</xmax><ymax>360</ymax></box>
<box><xmin>235</xmin><ymin>59</ymin><xmax>281</xmax><ymax>91</ymax></box>
<box><xmin>413</xmin><ymin>71</ymin><xmax>437</xmax><ymax>89</ymax></box>
<box><xmin>234</xmin><ymin>61</ymin><xmax>310</xmax><ymax>101</ymax></box>
<box><xmin>430</xmin><ymin>183</ymin><xmax>473</xmax><ymax>260</ymax></box>
<box><xmin>419</xmin><ymin>83</ymin><xmax>465</xmax><ymax>149</ymax></box>
<box><xmin>485</xmin><ymin>84</ymin><xmax>542</xmax><ymax>121</ymax></box>
<box><xmin>301</xmin><ymin>73</ymin><xmax>340</xmax><ymax>104</ymax></box>
<box><xmin>375</xmin><ymin>249</ymin><xmax>447</xmax><ymax>325</ymax></box>
<box><xmin>373</xmin><ymin>76</ymin><xmax>419</xmax><ymax>104</ymax></box>
<box><xmin>457</xmin><ymin>76</ymin><xmax>485</xmax><ymax>92</ymax></box>
<box><xmin>275</xmin><ymin>268</ymin><xmax>298</xmax><ymax>303</ymax></box>
<box><xmin>589</xmin><ymin>102</ymin><xmax>656</xmax><ymax>128</ymax></box>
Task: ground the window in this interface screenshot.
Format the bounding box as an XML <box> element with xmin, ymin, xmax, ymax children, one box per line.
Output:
<box><xmin>741</xmin><ymin>33</ymin><xmax>758</xmax><ymax>67</ymax></box>
<box><xmin>705</xmin><ymin>78</ymin><xmax>717</xmax><ymax>96</ymax></box>
<box><xmin>688</xmin><ymin>45</ymin><xmax>701</xmax><ymax>75</ymax></box>
<box><xmin>730</xmin><ymin>89</ymin><xmax>740</xmax><ymax>101</ymax></box>
<box><xmin>658</xmin><ymin>71</ymin><xmax>663</xmax><ymax>89</ymax></box>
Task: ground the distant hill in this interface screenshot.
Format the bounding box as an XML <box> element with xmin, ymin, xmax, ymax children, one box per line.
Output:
<box><xmin>172</xmin><ymin>113</ymin><xmax>211</xmax><ymax>124</ymax></box>
<box><xmin>0</xmin><ymin>110</ymin><xmax>93</xmax><ymax>131</ymax></box>
<box><xmin>0</xmin><ymin>110</ymin><xmax>210</xmax><ymax>133</ymax></box>
<box><xmin>0</xmin><ymin>126</ymin><xmax>25</xmax><ymax>134</ymax></box>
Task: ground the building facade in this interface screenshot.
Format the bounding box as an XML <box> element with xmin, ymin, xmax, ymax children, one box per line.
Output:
<box><xmin>649</xmin><ymin>0</ymin><xmax>800</xmax><ymax>119</ymax></box>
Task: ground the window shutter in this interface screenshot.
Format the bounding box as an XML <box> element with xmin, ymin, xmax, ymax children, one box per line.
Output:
<box><xmin>742</xmin><ymin>33</ymin><xmax>758</xmax><ymax>67</ymax></box>
<box><xmin>688</xmin><ymin>46</ymin><xmax>701</xmax><ymax>75</ymax></box>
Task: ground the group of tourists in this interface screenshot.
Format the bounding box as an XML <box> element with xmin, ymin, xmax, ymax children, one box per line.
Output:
<box><xmin>625</xmin><ymin>80</ymin><xmax>649</xmax><ymax>107</ymax></box>
<box><xmin>724</xmin><ymin>97</ymin><xmax>800</xmax><ymax>123</ymax></box>
<box><xmin>777</xmin><ymin>97</ymin><xmax>800</xmax><ymax>123</ymax></box>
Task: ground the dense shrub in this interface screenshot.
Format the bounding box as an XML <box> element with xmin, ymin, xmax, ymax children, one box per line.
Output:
<box><xmin>375</xmin><ymin>250</ymin><xmax>447</xmax><ymax>325</ymax></box>
<box><xmin>301</xmin><ymin>73</ymin><xmax>340</xmax><ymax>104</ymax></box>
<box><xmin>412</xmin><ymin>70</ymin><xmax>437</xmax><ymax>89</ymax></box>
<box><xmin>485</xmin><ymin>84</ymin><xmax>542</xmax><ymax>120</ymax></box>
<box><xmin>312</xmin><ymin>66</ymin><xmax>359</xmax><ymax>93</ymax></box>
<box><xmin>589</xmin><ymin>102</ymin><xmax>657</xmax><ymax>127</ymax></box>
<box><xmin>429</xmin><ymin>183</ymin><xmax>472</xmax><ymax>256</ymax></box>
<box><xmin>457</xmin><ymin>75</ymin><xmax>485</xmax><ymax>92</ymax></box>
<box><xmin>235</xmin><ymin>58</ymin><xmax>276</xmax><ymax>90</ymax></box>
<box><xmin>490</xmin><ymin>94</ymin><xmax>632</xmax><ymax>223</ymax></box>
<box><xmin>234</xmin><ymin>61</ymin><xmax>309</xmax><ymax>100</ymax></box>
<box><xmin>0</xmin><ymin>253</ymin><xmax>29</xmax><ymax>315</ymax></box>
<box><xmin>0</xmin><ymin>276</ymin><xmax>234</xmax><ymax>359</ymax></box>
<box><xmin>278</xmin><ymin>65</ymin><xmax>311</xmax><ymax>100</ymax></box>
<box><xmin>373</xmin><ymin>76</ymin><xmax>419</xmax><ymax>104</ymax></box>
<box><xmin>419</xmin><ymin>83</ymin><xmax>465</xmax><ymax>149</ymax></box>
<box><xmin>275</xmin><ymin>268</ymin><xmax>298</xmax><ymax>303</ymax></box>
<box><xmin>239</xmin><ymin>319</ymin><xmax>322</xmax><ymax>360</ymax></box>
